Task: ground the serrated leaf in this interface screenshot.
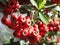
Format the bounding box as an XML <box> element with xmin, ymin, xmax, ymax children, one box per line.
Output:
<box><xmin>39</xmin><ymin>12</ymin><xmax>49</xmax><ymax>24</ymax></box>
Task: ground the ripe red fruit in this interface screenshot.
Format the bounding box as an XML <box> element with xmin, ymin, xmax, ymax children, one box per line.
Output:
<box><xmin>33</xmin><ymin>24</ymin><xmax>38</xmax><ymax>29</ymax></box>
<box><xmin>39</xmin><ymin>26</ymin><xmax>45</xmax><ymax>31</ymax></box>
<box><xmin>13</xmin><ymin>30</ymin><xmax>21</xmax><ymax>38</ymax></box>
<box><xmin>22</xmin><ymin>29</ymin><xmax>29</xmax><ymax>37</ymax></box>
<box><xmin>51</xmin><ymin>0</ymin><xmax>60</xmax><ymax>5</ymax></box>
<box><xmin>15</xmin><ymin>3</ymin><xmax>19</xmax><ymax>9</ymax></box>
<box><xmin>18</xmin><ymin>15</ymin><xmax>26</xmax><ymax>23</ymax></box>
<box><xmin>32</xmin><ymin>30</ymin><xmax>39</xmax><ymax>37</ymax></box>
<box><xmin>10</xmin><ymin>23</ymin><xmax>19</xmax><ymax>30</ymax></box>
<box><xmin>1</xmin><ymin>17</ymin><xmax>11</xmax><ymax>26</ymax></box>
<box><xmin>25</xmin><ymin>18</ymin><xmax>31</xmax><ymax>26</ymax></box>
<box><xmin>26</xmin><ymin>16</ymin><xmax>30</xmax><ymax>19</ymax></box>
<box><xmin>53</xmin><ymin>26</ymin><xmax>59</xmax><ymax>32</ymax></box>
<box><xmin>11</xmin><ymin>14</ymin><xmax>18</xmax><ymax>22</ymax></box>
<box><xmin>40</xmin><ymin>32</ymin><xmax>45</xmax><ymax>37</ymax></box>
<box><xmin>48</xmin><ymin>26</ymin><xmax>53</xmax><ymax>31</ymax></box>
<box><xmin>38</xmin><ymin>21</ymin><xmax>44</xmax><ymax>29</ymax></box>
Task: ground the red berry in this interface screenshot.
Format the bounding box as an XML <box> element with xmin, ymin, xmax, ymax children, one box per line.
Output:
<box><xmin>40</xmin><ymin>32</ymin><xmax>45</xmax><ymax>37</ymax></box>
<box><xmin>39</xmin><ymin>26</ymin><xmax>45</xmax><ymax>32</ymax></box>
<box><xmin>38</xmin><ymin>21</ymin><xmax>43</xmax><ymax>26</ymax></box>
<box><xmin>13</xmin><ymin>30</ymin><xmax>21</xmax><ymax>38</ymax></box>
<box><xmin>1</xmin><ymin>17</ymin><xmax>11</xmax><ymax>26</ymax></box>
<box><xmin>15</xmin><ymin>3</ymin><xmax>19</xmax><ymax>9</ymax></box>
<box><xmin>25</xmin><ymin>18</ymin><xmax>31</xmax><ymax>26</ymax></box>
<box><xmin>33</xmin><ymin>24</ymin><xmax>38</xmax><ymax>29</ymax></box>
<box><xmin>22</xmin><ymin>29</ymin><xmax>29</xmax><ymax>37</ymax></box>
<box><xmin>53</xmin><ymin>26</ymin><xmax>59</xmax><ymax>32</ymax></box>
<box><xmin>49</xmin><ymin>26</ymin><xmax>53</xmax><ymax>31</ymax></box>
<box><xmin>18</xmin><ymin>15</ymin><xmax>26</xmax><ymax>23</ymax></box>
<box><xmin>11</xmin><ymin>14</ymin><xmax>18</xmax><ymax>22</ymax></box>
<box><xmin>32</xmin><ymin>30</ymin><xmax>39</xmax><ymax>37</ymax></box>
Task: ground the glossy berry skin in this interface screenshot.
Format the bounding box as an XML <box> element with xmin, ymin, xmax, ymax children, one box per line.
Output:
<box><xmin>32</xmin><ymin>30</ymin><xmax>39</xmax><ymax>37</ymax></box>
<box><xmin>11</xmin><ymin>14</ymin><xmax>18</xmax><ymax>22</ymax></box>
<box><xmin>25</xmin><ymin>18</ymin><xmax>31</xmax><ymax>26</ymax></box>
<box><xmin>33</xmin><ymin>24</ymin><xmax>38</xmax><ymax>29</ymax></box>
<box><xmin>18</xmin><ymin>15</ymin><xmax>26</xmax><ymax>23</ymax></box>
<box><xmin>48</xmin><ymin>26</ymin><xmax>53</xmax><ymax>31</ymax></box>
<box><xmin>39</xmin><ymin>32</ymin><xmax>45</xmax><ymax>37</ymax></box>
<box><xmin>22</xmin><ymin>29</ymin><xmax>29</xmax><ymax>37</ymax></box>
<box><xmin>13</xmin><ymin>30</ymin><xmax>21</xmax><ymax>38</ymax></box>
<box><xmin>1</xmin><ymin>17</ymin><xmax>11</xmax><ymax>26</ymax></box>
<box><xmin>14</xmin><ymin>2</ymin><xmax>19</xmax><ymax>9</ymax></box>
<box><xmin>38</xmin><ymin>21</ymin><xmax>43</xmax><ymax>26</ymax></box>
<box><xmin>53</xmin><ymin>24</ymin><xmax>59</xmax><ymax>32</ymax></box>
<box><xmin>47</xmin><ymin>21</ymin><xmax>55</xmax><ymax>31</ymax></box>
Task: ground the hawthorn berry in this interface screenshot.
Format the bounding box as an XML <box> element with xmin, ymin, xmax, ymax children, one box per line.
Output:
<box><xmin>13</xmin><ymin>30</ymin><xmax>21</xmax><ymax>38</ymax></box>
<box><xmin>1</xmin><ymin>17</ymin><xmax>11</xmax><ymax>26</ymax></box>
<box><xmin>25</xmin><ymin>18</ymin><xmax>31</xmax><ymax>26</ymax></box>
<box><xmin>11</xmin><ymin>14</ymin><xmax>18</xmax><ymax>22</ymax></box>
<box><xmin>18</xmin><ymin>15</ymin><xmax>26</xmax><ymax>23</ymax></box>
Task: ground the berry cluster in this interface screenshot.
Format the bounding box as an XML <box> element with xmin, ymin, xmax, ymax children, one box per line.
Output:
<box><xmin>1</xmin><ymin>13</ymin><xmax>60</xmax><ymax>44</ymax></box>
<box><xmin>3</xmin><ymin>0</ymin><xmax>19</xmax><ymax>16</ymax></box>
<box><xmin>1</xmin><ymin>14</ymin><xmax>42</xmax><ymax>44</ymax></box>
<box><xmin>1</xmin><ymin>0</ymin><xmax>60</xmax><ymax>44</ymax></box>
<box><xmin>47</xmin><ymin>21</ymin><xmax>60</xmax><ymax>32</ymax></box>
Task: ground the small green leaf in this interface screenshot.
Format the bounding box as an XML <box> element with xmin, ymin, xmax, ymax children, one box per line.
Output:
<box><xmin>30</xmin><ymin>0</ymin><xmax>38</xmax><ymax>9</ymax></box>
<box><xmin>38</xmin><ymin>0</ymin><xmax>46</xmax><ymax>10</ymax></box>
<box><xmin>30</xmin><ymin>0</ymin><xmax>46</xmax><ymax>10</ymax></box>
<box><xmin>39</xmin><ymin>12</ymin><xmax>49</xmax><ymax>24</ymax></box>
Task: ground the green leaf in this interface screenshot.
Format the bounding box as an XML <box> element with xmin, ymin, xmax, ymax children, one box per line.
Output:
<box><xmin>39</xmin><ymin>12</ymin><xmax>49</xmax><ymax>24</ymax></box>
<box><xmin>30</xmin><ymin>0</ymin><xmax>46</xmax><ymax>10</ymax></box>
<box><xmin>37</xmin><ymin>0</ymin><xmax>46</xmax><ymax>10</ymax></box>
<box><xmin>47</xmin><ymin>31</ymin><xmax>56</xmax><ymax>36</ymax></box>
<box><xmin>30</xmin><ymin>0</ymin><xmax>38</xmax><ymax>9</ymax></box>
